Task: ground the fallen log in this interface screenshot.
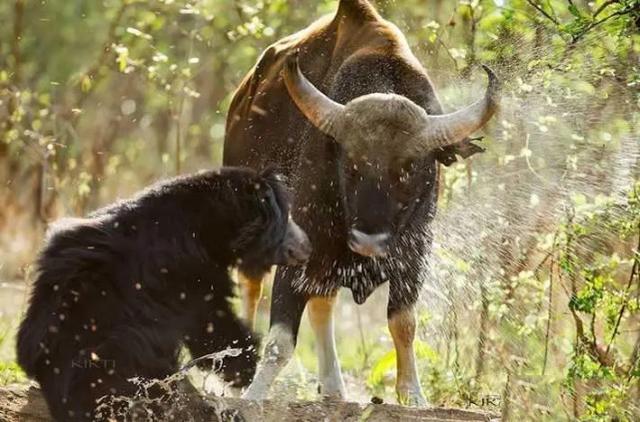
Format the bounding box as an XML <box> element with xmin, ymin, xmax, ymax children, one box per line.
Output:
<box><xmin>0</xmin><ymin>383</ymin><xmax>499</xmax><ymax>421</ymax></box>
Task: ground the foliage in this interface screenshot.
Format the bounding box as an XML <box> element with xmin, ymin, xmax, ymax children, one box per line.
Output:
<box><xmin>0</xmin><ymin>0</ymin><xmax>639</xmax><ymax>420</ymax></box>
<box><xmin>0</xmin><ymin>321</ymin><xmax>25</xmax><ymax>385</ymax></box>
<box><xmin>0</xmin><ymin>361</ymin><xmax>26</xmax><ymax>386</ymax></box>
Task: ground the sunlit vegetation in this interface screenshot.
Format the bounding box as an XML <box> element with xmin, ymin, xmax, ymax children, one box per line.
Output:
<box><xmin>1</xmin><ymin>0</ymin><xmax>639</xmax><ymax>420</ymax></box>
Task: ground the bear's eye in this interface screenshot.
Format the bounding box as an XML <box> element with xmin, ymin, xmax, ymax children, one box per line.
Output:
<box><xmin>260</xmin><ymin>184</ymin><xmax>274</xmax><ymax>199</ymax></box>
<box><xmin>259</xmin><ymin>188</ymin><xmax>274</xmax><ymax>205</ymax></box>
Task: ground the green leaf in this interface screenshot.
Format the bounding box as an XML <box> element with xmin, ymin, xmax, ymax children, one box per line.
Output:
<box><xmin>81</xmin><ymin>75</ymin><xmax>92</xmax><ymax>93</ymax></box>
<box><xmin>415</xmin><ymin>339</ymin><xmax>439</xmax><ymax>362</ymax></box>
<box><xmin>568</xmin><ymin>4</ymin><xmax>582</xmax><ymax>18</ymax></box>
<box><xmin>367</xmin><ymin>350</ymin><xmax>396</xmax><ymax>388</ymax></box>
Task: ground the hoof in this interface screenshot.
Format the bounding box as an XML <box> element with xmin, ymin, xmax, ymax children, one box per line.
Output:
<box><xmin>317</xmin><ymin>384</ymin><xmax>346</xmax><ymax>401</ymax></box>
<box><xmin>396</xmin><ymin>390</ymin><xmax>428</xmax><ymax>407</ymax></box>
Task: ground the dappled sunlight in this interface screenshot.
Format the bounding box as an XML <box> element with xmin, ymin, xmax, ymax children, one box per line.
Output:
<box><xmin>1</xmin><ymin>0</ymin><xmax>638</xmax><ymax>420</ymax></box>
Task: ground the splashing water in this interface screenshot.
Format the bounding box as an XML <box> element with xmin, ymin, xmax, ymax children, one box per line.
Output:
<box><xmin>263</xmin><ymin>23</ymin><xmax>639</xmax><ymax>416</ymax></box>
<box><xmin>412</xmin><ymin>25</ymin><xmax>639</xmax><ymax>416</ymax></box>
<box><xmin>94</xmin><ymin>348</ymin><xmax>241</xmax><ymax>421</ymax></box>
<box><xmin>424</xmin><ymin>29</ymin><xmax>638</xmax><ymax>332</ymax></box>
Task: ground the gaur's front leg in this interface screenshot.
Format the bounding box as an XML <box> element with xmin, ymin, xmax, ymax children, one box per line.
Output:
<box><xmin>243</xmin><ymin>270</ymin><xmax>307</xmax><ymax>400</ymax></box>
<box><xmin>388</xmin><ymin>287</ymin><xmax>428</xmax><ymax>407</ymax></box>
<box><xmin>308</xmin><ymin>294</ymin><xmax>346</xmax><ymax>399</ymax></box>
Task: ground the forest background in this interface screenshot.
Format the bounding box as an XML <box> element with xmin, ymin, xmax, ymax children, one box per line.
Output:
<box><xmin>1</xmin><ymin>0</ymin><xmax>639</xmax><ymax>420</ymax></box>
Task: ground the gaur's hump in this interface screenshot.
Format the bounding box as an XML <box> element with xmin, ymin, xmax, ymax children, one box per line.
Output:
<box><xmin>336</xmin><ymin>0</ymin><xmax>380</xmax><ymax>22</ymax></box>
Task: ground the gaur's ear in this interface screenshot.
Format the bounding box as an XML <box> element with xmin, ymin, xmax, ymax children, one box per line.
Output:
<box><xmin>434</xmin><ymin>137</ymin><xmax>486</xmax><ymax>166</ymax></box>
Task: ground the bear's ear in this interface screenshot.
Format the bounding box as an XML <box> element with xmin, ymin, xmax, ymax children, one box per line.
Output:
<box><xmin>259</xmin><ymin>167</ymin><xmax>290</xmax><ymax>203</ymax></box>
<box><xmin>226</xmin><ymin>178</ymin><xmax>267</xmax><ymax>207</ymax></box>
<box><xmin>239</xmin><ymin>178</ymin><xmax>275</xmax><ymax>217</ymax></box>
<box><xmin>247</xmin><ymin>179</ymin><xmax>270</xmax><ymax>199</ymax></box>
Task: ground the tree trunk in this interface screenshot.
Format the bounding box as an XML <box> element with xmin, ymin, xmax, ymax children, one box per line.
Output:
<box><xmin>0</xmin><ymin>384</ymin><xmax>500</xmax><ymax>422</ymax></box>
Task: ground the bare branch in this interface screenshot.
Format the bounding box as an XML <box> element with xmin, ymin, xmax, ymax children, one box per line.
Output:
<box><xmin>436</xmin><ymin>37</ymin><xmax>460</xmax><ymax>73</ymax></box>
<box><xmin>629</xmin><ymin>333</ymin><xmax>640</xmax><ymax>380</ymax></box>
<box><xmin>76</xmin><ymin>1</ymin><xmax>130</xmax><ymax>108</ymax></box>
<box><xmin>233</xmin><ymin>0</ymin><xmax>246</xmax><ymax>21</ymax></box>
<box><xmin>526</xmin><ymin>0</ymin><xmax>559</xmax><ymax>25</ymax></box>
<box><xmin>593</xmin><ymin>0</ymin><xmax>620</xmax><ymax>19</ymax></box>
<box><xmin>11</xmin><ymin>0</ymin><xmax>25</xmax><ymax>85</ymax></box>
<box><xmin>605</xmin><ymin>232</ymin><xmax>640</xmax><ymax>355</ymax></box>
<box><xmin>542</xmin><ymin>252</ymin><xmax>556</xmax><ymax>375</ymax></box>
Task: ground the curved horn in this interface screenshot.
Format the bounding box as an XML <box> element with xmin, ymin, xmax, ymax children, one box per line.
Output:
<box><xmin>283</xmin><ymin>51</ymin><xmax>345</xmax><ymax>139</ymax></box>
<box><xmin>417</xmin><ymin>65</ymin><xmax>500</xmax><ymax>151</ymax></box>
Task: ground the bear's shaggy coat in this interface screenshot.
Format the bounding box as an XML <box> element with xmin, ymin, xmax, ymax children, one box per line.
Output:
<box><xmin>17</xmin><ymin>167</ymin><xmax>307</xmax><ymax>421</ymax></box>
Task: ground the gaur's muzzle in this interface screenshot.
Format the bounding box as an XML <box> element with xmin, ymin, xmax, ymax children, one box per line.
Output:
<box><xmin>348</xmin><ymin>229</ymin><xmax>390</xmax><ymax>258</ymax></box>
<box><xmin>280</xmin><ymin>218</ymin><xmax>312</xmax><ymax>265</ymax></box>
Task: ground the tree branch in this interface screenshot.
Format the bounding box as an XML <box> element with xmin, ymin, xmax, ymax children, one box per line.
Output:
<box><xmin>77</xmin><ymin>1</ymin><xmax>130</xmax><ymax>106</ymax></box>
<box><xmin>571</xmin><ymin>4</ymin><xmax>637</xmax><ymax>44</ymax></box>
<box><xmin>605</xmin><ymin>231</ymin><xmax>640</xmax><ymax>355</ymax></box>
<box><xmin>593</xmin><ymin>0</ymin><xmax>620</xmax><ymax>19</ymax></box>
<box><xmin>11</xmin><ymin>0</ymin><xmax>25</xmax><ymax>85</ymax></box>
<box><xmin>0</xmin><ymin>384</ymin><xmax>500</xmax><ymax>422</ymax></box>
<box><xmin>542</xmin><ymin>255</ymin><xmax>555</xmax><ymax>375</ymax></box>
<box><xmin>0</xmin><ymin>0</ymin><xmax>26</xmax><ymax>173</ymax></box>
<box><xmin>526</xmin><ymin>0</ymin><xmax>559</xmax><ymax>25</ymax></box>
<box><xmin>629</xmin><ymin>333</ymin><xmax>640</xmax><ymax>380</ymax></box>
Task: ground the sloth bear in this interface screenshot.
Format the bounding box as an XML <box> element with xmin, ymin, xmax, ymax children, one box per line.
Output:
<box><xmin>16</xmin><ymin>167</ymin><xmax>311</xmax><ymax>421</ymax></box>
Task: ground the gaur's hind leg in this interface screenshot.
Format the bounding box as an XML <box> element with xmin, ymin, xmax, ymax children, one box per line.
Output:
<box><xmin>243</xmin><ymin>270</ymin><xmax>307</xmax><ymax>401</ymax></box>
<box><xmin>308</xmin><ymin>295</ymin><xmax>345</xmax><ymax>400</ymax></box>
<box><xmin>387</xmin><ymin>299</ymin><xmax>428</xmax><ymax>407</ymax></box>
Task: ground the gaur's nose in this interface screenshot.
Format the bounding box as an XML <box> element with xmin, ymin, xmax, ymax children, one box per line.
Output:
<box><xmin>348</xmin><ymin>229</ymin><xmax>389</xmax><ymax>258</ymax></box>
